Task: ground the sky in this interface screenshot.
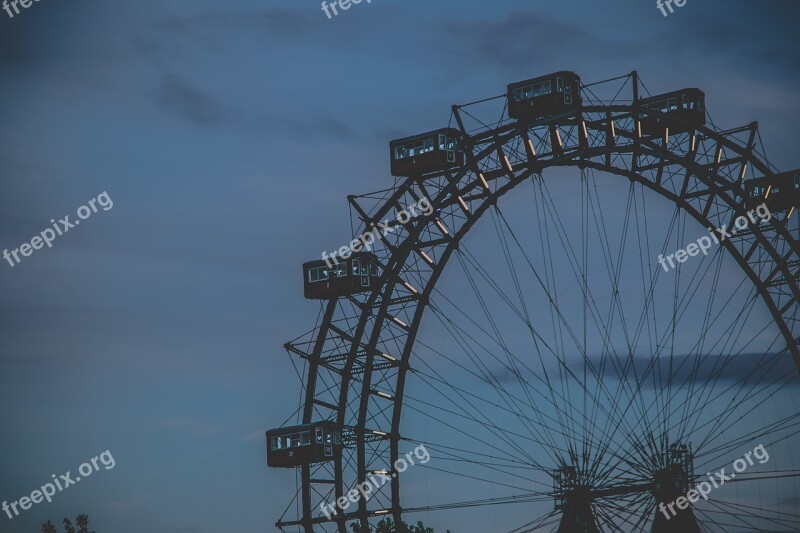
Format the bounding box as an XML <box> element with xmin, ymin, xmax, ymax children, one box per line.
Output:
<box><xmin>1</xmin><ymin>1</ymin><xmax>799</xmax><ymax>532</ymax></box>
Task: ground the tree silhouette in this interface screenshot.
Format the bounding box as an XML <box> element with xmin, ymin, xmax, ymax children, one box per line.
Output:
<box><xmin>41</xmin><ymin>515</ymin><xmax>94</xmax><ymax>533</ymax></box>
<box><xmin>76</xmin><ymin>514</ymin><xmax>94</xmax><ymax>533</ymax></box>
<box><xmin>63</xmin><ymin>518</ymin><xmax>76</xmax><ymax>533</ymax></box>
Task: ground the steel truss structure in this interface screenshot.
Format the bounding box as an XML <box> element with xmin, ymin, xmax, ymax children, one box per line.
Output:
<box><xmin>277</xmin><ymin>72</ymin><xmax>800</xmax><ymax>532</ymax></box>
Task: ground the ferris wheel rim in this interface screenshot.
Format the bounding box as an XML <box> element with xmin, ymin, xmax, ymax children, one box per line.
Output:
<box><xmin>288</xmin><ymin>79</ymin><xmax>800</xmax><ymax>533</ymax></box>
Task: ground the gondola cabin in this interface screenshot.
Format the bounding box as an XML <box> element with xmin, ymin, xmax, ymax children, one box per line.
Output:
<box><xmin>390</xmin><ymin>128</ymin><xmax>464</xmax><ymax>177</ymax></box>
<box><xmin>507</xmin><ymin>71</ymin><xmax>582</xmax><ymax>121</ymax></box>
<box><xmin>639</xmin><ymin>89</ymin><xmax>705</xmax><ymax>136</ymax></box>
<box><xmin>266</xmin><ymin>422</ymin><xmax>343</xmax><ymax>468</ymax></box>
<box><xmin>303</xmin><ymin>252</ymin><xmax>379</xmax><ymax>299</ymax></box>
<box><xmin>744</xmin><ymin>170</ymin><xmax>800</xmax><ymax>212</ymax></box>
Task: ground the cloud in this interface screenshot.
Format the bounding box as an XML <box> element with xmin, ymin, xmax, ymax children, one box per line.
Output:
<box><xmin>275</xmin><ymin>114</ymin><xmax>358</xmax><ymax>142</ymax></box>
<box><xmin>154</xmin><ymin>73</ymin><xmax>225</xmax><ymax>125</ymax></box>
<box><xmin>157</xmin><ymin>8</ymin><xmax>316</xmax><ymax>37</ymax></box>
<box><xmin>668</xmin><ymin>7</ymin><xmax>800</xmax><ymax>80</ymax></box>
<box><xmin>484</xmin><ymin>352</ymin><xmax>799</xmax><ymax>388</ymax></box>
<box><xmin>594</xmin><ymin>352</ymin><xmax>799</xmax><ymax>387</ymax></box>
<box><xmin>440</xmin><ymin>11</ymin><xmax>628</xmax><ymax>73</ymax></box>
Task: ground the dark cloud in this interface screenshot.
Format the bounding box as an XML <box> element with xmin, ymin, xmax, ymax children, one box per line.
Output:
<box><xmin>0</xmin><ymin>0</ymin><xmax>81</xmax><ymax>71</ymax></box>
<box><xmin>157</xmin><ymin>7</ymin><xmax>316</xmax><ymax>37</ymax></box>
<box><xmin>276</xmin><ymin>114</ymin><xmax>359</xmax><ymax>142</ymax></box>
<box><xmin>154</xmin><ymin>73</ymin><xmax>225</xmax><ymax>125</ymax></box>
<box><xmin>594</xmin><ymin>352</ymin><xmax>800</xmax><ymax>387</ymax></box>
<box><xmin>658</xmin><ymin>6</ymin><xmax>800</xmax><ymax>81</ymax></box>
<box><xmin>486</xmin><ymin>352</ymin><xmax>799</xmax><ymax>388</ymax></box>
<box><xmin>440</xmin><ymin>11</ymin><xmax>628</xmax><ymax>73</ymax></box>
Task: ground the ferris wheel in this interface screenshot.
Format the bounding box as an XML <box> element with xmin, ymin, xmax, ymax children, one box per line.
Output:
<box><xmin>268</xmin><ymin>70</ymin><xmax>800</xmax><ymax>533</ymax></box>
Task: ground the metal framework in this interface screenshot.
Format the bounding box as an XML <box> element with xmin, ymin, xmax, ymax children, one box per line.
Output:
<box><xmin>277</xmin><ymin>71</ymin><xmax>800</xmax><ymax>532</ymax></box>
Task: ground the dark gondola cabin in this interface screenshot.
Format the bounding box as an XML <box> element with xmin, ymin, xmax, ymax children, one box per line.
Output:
<box><xmin>266</xmin><ymin>422</ymin><xmax>343</xmax><ymax>468</ymax></box>
<box><xmin>639</xmin><ymin>89</ymin><xmax>705</xmax><ymax>136</ymax></box>
<box><xmin>507</xmin><ymin>71</ymin><xmax>582</xmax><ymax>121</ymax></box>
<box><xmin>744</xmin><ymin>171</ymin><xmax>800</xmax><ymax>212</ymax></box>
<box><xmin>303</xmin><ymin>252</ymin><xmax>380</xmax><ymax>299</ymax></box>
<box><xmin>390</xmin><ymin>128</ymin><xmax>464</xmax><ymax>177</ymax></box>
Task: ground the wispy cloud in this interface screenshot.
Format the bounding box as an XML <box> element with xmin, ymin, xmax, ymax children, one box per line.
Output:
<box><xmin>157</xmin><ymin>8</ymin><xmax>316</xmax><ymax>37</ymax></box>
<box><xmin>440</xmin><ymin>11</ymin><xmax>628</xmax><ymax>73</ymax></box>
<box><xmin>155</xmin><ymin>73</ymin><xmax>225</xmax><ymax>125</ymax></box>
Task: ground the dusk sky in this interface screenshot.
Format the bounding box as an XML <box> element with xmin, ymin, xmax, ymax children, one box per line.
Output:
<box><xmin>1</xmin><ymin>1</ymin><xmax>799</xmax><ymax>532</ymax></box>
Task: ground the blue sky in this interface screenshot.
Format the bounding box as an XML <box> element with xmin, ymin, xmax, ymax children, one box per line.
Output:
<box><xmin>1</xmin><ymin>1</ymin><xmax>799</xmax><ymax>532</ymax></box>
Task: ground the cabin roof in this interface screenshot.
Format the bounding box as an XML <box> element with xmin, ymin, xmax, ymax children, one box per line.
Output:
<box><xmin>266</xmin><ymin>421</ymin><xmax>341</xmax><ymax>436</ymax></box>
<box><xmin>746</xmin><ymin>170</ymin><xmax>800</xmax><ymax>183</ymax></box>
<box><xmin>302</xmin><ymin>251</ymin><xmax>377</xmax><ymax>270</ymax></box>
<box><xmin>639</xmin><ymin>88</ymin><xmax>705</xmax><ymax>102</ymax></box>
<box><xmin>507</xmin><ymin>71</ymin><xmax>580</xmax><ymax>90</ymax></box>
<box><xmin>390</xmin><ymin>127</ymin><xmax>462</xmax><ymax>146</ymax></box>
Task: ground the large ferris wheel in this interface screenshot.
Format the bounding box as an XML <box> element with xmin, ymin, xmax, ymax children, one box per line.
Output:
<box><xmin>267</xmin><ymin>70</ymin><xmax>800</xmax><ymax>532</ymax></box>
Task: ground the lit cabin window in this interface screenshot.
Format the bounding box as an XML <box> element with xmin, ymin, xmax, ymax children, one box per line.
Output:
<box><xmin>557</xmin><ymin>77</ymin><xmax>564</xmax><ymax>93</ymax></box>
<box><xmin>682</xmin><ymin>94</ymin><xmax>688</xmax><ymax>108</ymax></box>
<box><xmin>332</xmin><ymin>263</ymin><xmax>346</xmax><ymax>278</ymax></box>
<box><xmin>408</xmin><ymin>140</ymin><xmax>423</xmax><ymax>157</ymax></box>
<box><xmin>271</xmin><ymin>433</ymin><xmax>312</xmax><ymax>450</ymax></box>
<box><xmin>352</xmin><ymin>259</ymin><xmax>369</xmax><ymax>276</ymax></box>
<box><xmin>308</xmin><ymin>266</ymin><xmax>329</xmax><ymax>283</ymax></box>
<box><xmin>438</xmin><ymin>134</ymin><xmax>447</xmax><ymax>150</ymax></box>
<box><xmin>276</xmin><ymin>431</ymin><xmax>311</xmax><ymax>449</ymax></box>
<box><xmin>324</xmin><ymin>431</ymin><xmax>341</xmax><ymax>445</ymax></box>
<box><xmin>647</xmin><ymin>98</ymin><xmax>679</xmax><ymax>113</ymax></box>
<box><xmin>421</xmin><ymin>138</ymin><xmax>434</xmax><ymax>154</ymax></box>
<box><xmin>394</xmin><ymin>137</ymin><xmax>435</xmax><ymax>160</ymax></box>
<box><xmin>513</xmin><ymin>80</ymin><xmax>552</xmax><ymax>102</ymax></box>
<box><xmin>665</xmin><ymin>98</ymin><xmax>678</xmax><ymax>112</ymax></box>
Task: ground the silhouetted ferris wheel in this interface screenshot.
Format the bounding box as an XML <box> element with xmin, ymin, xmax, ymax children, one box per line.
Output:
<box><xmin>268</xmin><ymin>70</ymin><xmax>800</xmax><ymax>532</ymax></box>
